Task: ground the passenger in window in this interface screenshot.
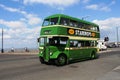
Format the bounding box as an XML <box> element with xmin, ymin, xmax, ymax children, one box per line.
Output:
<box><xmin>78</xmin><ymin>23</ymin><xmax>83</xmax><ymax>28</ymax></box>
<box><xmin>74</xmin><ymin>23</ymin><xmax>77</xmax><ymax>27</ymax></box>
<box><xmin>78</xmin><ymin>43</ymin><xmax>81</xmax><ymax>47</ymax></box>
<box><xmin>70</xmin><ymin>41</ymin><xmax>74</xmax><ymax>47</ymax></box>
<box><xmin>49</xmin><ymin>39</ymin><xmax>55</xmax><ymax>45</ymax></box>
<box><xmin>63</xmin><ymin>20</ymin><xmax>67</xmax><ymax>26</ymax></box>
<box><xmin>50</xmin><ymin>22</ymin><xmax>54</xmax><ymax>25</ymax></box>
<box><xmin>54</xmin><ymin>22</ymin><xmax>57</xmax><ymax>25</ymax></box>
<box><xmin>70</xmin><ymin>22</ymin><xmax>73</xmax><ymax>27</ymax></box>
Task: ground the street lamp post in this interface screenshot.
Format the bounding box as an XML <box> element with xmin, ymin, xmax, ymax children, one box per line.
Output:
<box><xmin>1</xmin><ymin>28</ymin><xmax>4</xmax><ymax>53</ymax></box>
<box><xmin>116</xmin><ymin>27</ymin><xmax>119</xmax><ymax>45</ymax></box>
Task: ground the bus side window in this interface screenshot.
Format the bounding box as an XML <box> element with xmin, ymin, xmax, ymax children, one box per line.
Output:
<box><xmin>78</xmin><ymin>41</ymin><xmax>84</xmax><ymax>47</ymax></box>
<box><xmin>84</xmin><ymin>24</ymin><xmax>90</xmax><ymax>30</ymax></box>
<box><xmin>63</xmin><ymin>20</ymin><xmax>67</xmax><ymax>26</ymax></box>
<box><xmin>97</xmin><ymin>26</ymin><xmax>99</xmax><ymax>31</ymax></box>
<box><xmin>73</xmin><ymin>21</ymin><xmax>78</xmax><ymax>27</ymax></box>
<box><xmin>84</xmin><ymin>41</ymin><xmax>90</xmax><ymax>47</ymax></box>
<box><xmin>70</xmin><ymin>41</ymin><xmax>78</xmax><ymax>47</ymax></box>
<box><xmin>69</xmin><ymin>20</ymin><xmax>73</xmax><ymax>27</ymax></box>
<box><xmin>95</xmin><ymin>27</ymin><xmax>99</xmax><ymax>31</ymax></box>
<box><xmin>90</xmin><ymin>41</ymin><xmax>95</xmax><ymax>47</ymax></box>
<box><xmin>78</xmin><ymin>43</ymin><xmax>81</xmax><ymax>47</ymax></box>
<box><xmin>42</xmin><ymin>19</ymin><xmax>49</xmax><ymax>26</ymax></box>
<box><xmin>70</xmin><ymin>22</ymin><xmax>73</xmax><ymax>27</ymax></box>
<box><xmin>49</xmin><ymin>38</ymin><xmax>55</xmax><ymax>45</ymax></box>
<box><xmin>92</xmin><ymin>27</ymin><xmax>98</xmax><ymax>31</ymax></box>
<box><xmin>60</xmin><ymin>18</ymin><xmax>69</xmax><ymax>26</ymax></box>
<box><xmin>86</xmin><ymin>24</ymin><xmax>92</xmax><ymax>30</ymax></box>
<box><xmin>70</xmin><ymin>41</ymin><xmax>74</xmax><ymax>47</ymax></box>
<box><xmin>69</xmin><ymin>20</ymin><xmax>78</xmax><ymax>27</ymax></box>
<box><xmin>78</xmin><ymin>22</ymin><xmax>83</xmax><ymax>28</ymax></box>
<box><xmin>90</xmin><ymin>26</ymin><xmax>94</xmax><ymax>31</ymax></box>
<box><xmin>50</xmin><ymin>18</ymin><xmax>59</xmax><ymax>25</ymax></box>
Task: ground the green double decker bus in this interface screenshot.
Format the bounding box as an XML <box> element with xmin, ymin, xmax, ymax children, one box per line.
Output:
<box><xmin>38</xmin><ymin>14</ymin><xmax>100</xmax><ymax>66</ymax></box>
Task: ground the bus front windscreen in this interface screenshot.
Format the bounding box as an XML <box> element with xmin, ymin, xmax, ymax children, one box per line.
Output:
<box><xmin>39</xmin><ymin>37</ymin><xmax>68</xmax><ymax>46</ymax></box>
<box><xmin>42</xmin><ymin>17</ymin><xmax>59</xmax><ymax>26</ymax></box>
<box><xmin>39</xmin><ymin>37</ymin><xmax>45</xmax><ymax>46</ymax></box>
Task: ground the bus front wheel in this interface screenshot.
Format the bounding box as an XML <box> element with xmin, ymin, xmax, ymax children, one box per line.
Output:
<box><xmin>55</xmin><ymin>54</ymin><xmax>67</xmax><ymax>66</ymax></box>
<box><xmin>39</xmin><ymin>57</ymin><xmax>45</xmax><ymax>64</ymax></box>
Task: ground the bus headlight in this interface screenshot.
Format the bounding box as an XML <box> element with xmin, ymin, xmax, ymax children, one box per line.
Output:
<box><xmin>41</xmin><ymin>51</ymin><xmax>43</xmax><ymax>54</ymax></box>
<box><xmin>50</xmin><ymin>52</ymin><xmax>53</xmax><ymax>56</ymax></box>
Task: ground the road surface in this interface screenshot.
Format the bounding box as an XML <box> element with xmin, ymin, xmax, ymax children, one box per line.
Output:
<box><xmin>0</xmin><ymin>48</ymin><xmax>120</xmax><ymax>80</ymax></box>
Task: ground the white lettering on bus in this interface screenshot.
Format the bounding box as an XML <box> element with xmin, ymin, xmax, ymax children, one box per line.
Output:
<box><xmin>75</xmin><ymin>30</ymin><xmax>92</xmax><ymax>36</ymax></box>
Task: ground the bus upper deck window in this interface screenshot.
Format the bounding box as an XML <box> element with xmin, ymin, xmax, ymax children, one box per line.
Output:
<box><xmin>60</xmin><ymin>18</ymin><xmax>69</xmax><ymax>26</ymax></box>
<box><xmin>70</xmin><ymin>20</ymin><xmax>78</xmax><ymax>27</ymax></box>
<box><xmin>43</xmin><ymin>19</ymin><xmax>49</xmax><ymax>26</ymax></box>
<box><xmin>50</xmin><ymin>18</ymin><xmax>58</xmax><ymax>25</ymax></box>
<box><xmin>63</xmin><ymin>20</ymin><xmax>67</xmax><ymax>26</ymax></box>
<box><xmin>74</xmin><ymin>23</ymin><xmax>78</xmax><ymax>27</ymax></box>
<box><xmin>70</xmin><ymin>22</ymin><xmax>73</xmax><ymax>27</ymax></box>
<box><xmin>78</xmin><ymin>23</ymin><xmax>83</xmax><ymax>28</ymax></box>
<box><xmin>97</xmin><ymin>27</ymin><xmax>99</xmax><ymax>31</ymax></box>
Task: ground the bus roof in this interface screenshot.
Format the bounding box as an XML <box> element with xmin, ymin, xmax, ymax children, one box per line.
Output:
<box><xmin>45</xmin><ymin>14</ymin><xmax>99</xmax><ymax>27</ymax></box>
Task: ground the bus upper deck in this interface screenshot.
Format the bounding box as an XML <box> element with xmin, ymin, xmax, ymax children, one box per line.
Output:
<box><xmin>40</xmin><ymin>14</ymin><xmax>100</xmax><ymax>39</ymax></box>
<box><xmin>42</xmin><ymin>14</ymin><xmax>99</xmax><ymax>32</ymax></box>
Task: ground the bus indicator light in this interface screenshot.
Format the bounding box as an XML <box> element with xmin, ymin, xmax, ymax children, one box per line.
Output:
<box><xmin>91</xmin><ymin>33</ymin><xmax>95</xmax><ymax>37</ymax></box>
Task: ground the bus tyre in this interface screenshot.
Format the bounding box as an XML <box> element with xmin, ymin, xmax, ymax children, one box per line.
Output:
<box><xmin>39</xmin><ymin>57</ymin><xmax>45</xmax><ymax>64</ymax></box>
<box><xmin>55</xmin><ymin>55</ymin><xmax>67</xmax><ymax>66</ymax></box>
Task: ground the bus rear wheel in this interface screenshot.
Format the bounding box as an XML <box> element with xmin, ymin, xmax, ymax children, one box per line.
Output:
<box><xmin>55</xmin><ymin>55</ymin><xmax>67</xmax><ymax>66</ymax></box>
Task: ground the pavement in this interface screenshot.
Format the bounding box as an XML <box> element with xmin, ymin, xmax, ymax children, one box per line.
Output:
<box><xmin>97</xmin><ymin>48</ymin><xmax>120</xmax><ymax>80</ymax></box>
<box><xmin>98</xmin><ymin>48</ymin><xmax>118</xmax><ymax>53</ymax></box>
<box><xmin>97</xmin><ymin>66</ymin><xmax>120</xmax><ymax>80</ymax></box>
<box><xmin>0</xmin><ymin>51</ymin><xmax>38</xmax><ymax>55</ymax></box>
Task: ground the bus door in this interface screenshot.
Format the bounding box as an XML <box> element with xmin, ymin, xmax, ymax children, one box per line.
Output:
<box><xmin>69</xmin><ymin>40</ymin><xmax>83</xmax><ymax>60</ymax></box>
<box><xmin>40</xmin><ymin>37</ymin><xmax>50</xmax><ymax>62</ymax></box>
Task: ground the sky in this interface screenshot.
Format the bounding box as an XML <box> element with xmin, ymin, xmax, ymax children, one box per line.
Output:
<box><xmin>0</xmin><ymin>0</ymin><xmax>120</xmax><ymax>48</ymax></box>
